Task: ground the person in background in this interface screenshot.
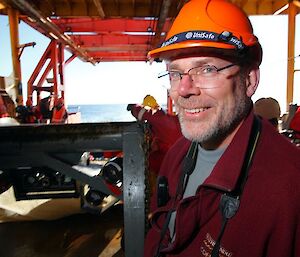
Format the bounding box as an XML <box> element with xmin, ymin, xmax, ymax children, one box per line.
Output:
<box><xmin>0</xmin><ymin>94</ymin><xmax>19</xmax><ymax>126</ymax></box>
<box><xmin>281</xmin><ymin>103</ymin><xmax>298</xmax><ymax>130</ymax></box>
<box><xmin>254</xmin><ymin>97</ymin><xmax>281</xmax><ymax>130</ymax></box>
<box><xmin>32</xmin><ymin>103</ymin><xmax>43</xmax><ymax>123</ymax></box>
<box><xmin>143</xmin><ymin>1</ymin><xmax>300</xmax><ymax>257</ymax></box>
<box><xmin>39</xmin><ymin>95</ymin><xmax>53</xmax><ymax>123</ymax></box>
<box><xmin>127</xmin><ymin>95</ymin><xmax>182</xmax><ymax>193</ymax></box>
<box><xmin>51</xmin><ymin>97</ymin><xmax>68</xmax><ymax>123</ymax></box>
<box><xmin>0</xmin><ymin>101</ymin><xmax>8</xmax><ymax>119</ymax></box>
<box><xmin>15</xmin><ymin>96</ymin><xmax>29</xmax><ymax>123</ymax></box>
<box><xmin>25</xmin><ymin>99</ymin><xmax>38</xmax><ymax>123</ymax></box>
<box><xmin>289</xmin><ymin>105</ymin><xmax>300</xmax><ymax>137</ymax></box>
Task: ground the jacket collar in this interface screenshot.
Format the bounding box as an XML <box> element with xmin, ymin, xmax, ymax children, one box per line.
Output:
<box><xmin>203</xmin><ymin>111</ymin><xmax>255</xmax><ymax>192</ymax></box>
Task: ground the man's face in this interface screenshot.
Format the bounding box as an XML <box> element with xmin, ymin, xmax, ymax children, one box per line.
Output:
<box><xmin>168</xmin><ymin>56</ymin><xmax>253</xmax><ymax>149</ymax></box>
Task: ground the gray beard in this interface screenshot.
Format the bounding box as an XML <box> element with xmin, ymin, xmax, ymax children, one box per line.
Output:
<box><xmin>179</xmin><ymin>94</ymin><xmax>252</xmax><ymax>144</ymax></box>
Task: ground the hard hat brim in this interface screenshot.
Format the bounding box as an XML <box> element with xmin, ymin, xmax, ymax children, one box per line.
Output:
<box><xmin>148</xmin><ymin>41</ymin><xmax>262</xmax><ymax>66</ymax></box>
<box><xmin>148</xmin><ymin>41</ymin><xmax>242</xmax><ymax>61</ymax></box>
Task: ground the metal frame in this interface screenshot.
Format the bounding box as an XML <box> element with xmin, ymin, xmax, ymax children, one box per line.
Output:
<box><xmin>27</xmin><ymin>40</ymin><xmax>76</xmax><ymax>104</ymax></box>
<box><xmin>0</xmin><ymin>121</ymin><xmax>147</xmax><ymax>257</ymax></box>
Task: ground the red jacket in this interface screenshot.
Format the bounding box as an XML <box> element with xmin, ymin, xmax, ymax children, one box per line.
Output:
<box><xmin>131</xmin><ymin>105</ymin><xmax>182</xmax><ymax>174</ymax></box>
<box><xmin>144</xmin><ymin>111</ymin><xmax>300</xmax><ymax>257</ymax></box>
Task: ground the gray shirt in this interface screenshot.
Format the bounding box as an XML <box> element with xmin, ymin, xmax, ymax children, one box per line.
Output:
<box><xmin>169</xmin><ymin>144</ymin><xmax>226</xmax><ymax>240</ymax></box>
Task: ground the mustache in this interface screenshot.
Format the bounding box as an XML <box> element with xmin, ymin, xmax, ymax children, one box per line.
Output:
<box><xmin>177</xmin><ymin>96</ymin><xmax>214</xmax><ymax>109</ymax></box>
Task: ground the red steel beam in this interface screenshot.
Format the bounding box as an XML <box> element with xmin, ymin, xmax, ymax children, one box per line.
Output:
<box><xmin>51</xmin><ymin>18</ymin><xmax>165</xmax><ymax>33</ymax></box>
<box><xmin>91</xmin><ymin>56</ymin><xmax>147</xmax><ymax>62</ymax></box>
<box><xmin>27</xmin><ymin>41</ymin><xmax>53</xmax><ymax>98</ymax></box>
<box><xmin>51</xmin><ymin>37</ymin><xmax>59</xmax><ymax>98</ymax></box>
<box><xmin>84</xmin><ymin>45</ymin><xmax>149</xmax><ymax>52</ymax></box>
<box><xmin>89</xmin><ymin>51</ymin><xmax>148</xmax><ymax>61</ymax></box>
<box><xmin>70</xmin><ymin>34</ymin><xmax>152</xmax><ymax>47</ymax></box>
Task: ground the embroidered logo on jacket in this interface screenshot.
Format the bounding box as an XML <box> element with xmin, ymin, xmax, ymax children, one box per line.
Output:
<box><xmin>200</xmin><ymin>233</ymin><xmax>233</xmax><ymax>257</ymax></box>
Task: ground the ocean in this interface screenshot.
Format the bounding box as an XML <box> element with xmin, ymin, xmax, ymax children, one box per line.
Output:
<box><xmin>67</xmin><ymin>104</ymin><xmax>136</xmax><ymax>123</ymax></box>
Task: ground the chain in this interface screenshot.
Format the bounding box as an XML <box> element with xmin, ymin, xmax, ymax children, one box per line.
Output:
<box><xmin>141</xmin><ymin>121</ymin><xmax>152</xmax><ymax>233</ymax></box>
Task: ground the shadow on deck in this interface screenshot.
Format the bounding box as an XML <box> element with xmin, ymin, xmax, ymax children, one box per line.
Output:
<box><xmin>0</xmin><ymin>204</ymin><xmax>125</xmax><ymax>257</ymax></box>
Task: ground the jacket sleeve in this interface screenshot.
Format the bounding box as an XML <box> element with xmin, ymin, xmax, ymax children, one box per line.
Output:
<box><xmin>130</xmin><ymin>105</ymin><xmax>147</xmax><ymax>120</ymax></box>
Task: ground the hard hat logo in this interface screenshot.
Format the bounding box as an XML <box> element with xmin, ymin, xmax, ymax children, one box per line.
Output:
<box><xmin>161</xmin><ymin>35</ymin><xmax>178</xmax><ymax>47</ymax></box>
<box><xmin>190</xmin><ymin>31</ymin><xmax>215</xmax><ymax>41</ymax></box>
<box><xmin>161</xmin><ymin>30</ymin><xmax>245</xmax><ymax>50</ymax></box>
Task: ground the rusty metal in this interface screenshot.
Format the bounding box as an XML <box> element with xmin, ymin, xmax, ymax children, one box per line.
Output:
<box><xmin>151</xmin><ymin>0</ymin><xmax>173</xmax><ymax>49</ymax></box>
<box><xmin>92</xmin><ymin>0</ymin><xmax>105</xmax><ymax>18</ymax></box>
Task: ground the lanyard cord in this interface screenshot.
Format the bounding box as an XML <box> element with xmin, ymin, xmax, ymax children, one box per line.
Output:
<box><xmin>211</xmin><ymin>116</ymin><xmax>261</xmax><ymax>257</ymax></box>
<box><xmin>154</xmin><ymin>141</ymin><xmax>198</xmax><ymax>257</ymax></box>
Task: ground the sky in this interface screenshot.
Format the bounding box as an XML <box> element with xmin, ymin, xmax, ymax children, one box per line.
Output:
<box><xmin>1</xmin><ymin>14</ymin><xmax>300</xmax><ymax>113</ymax></box>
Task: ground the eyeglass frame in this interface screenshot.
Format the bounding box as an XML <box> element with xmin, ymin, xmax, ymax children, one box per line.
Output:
<box><xmin>158</xmin><ymin>62</ymin><xmax>239</xmax><ymax>88</ymax></box>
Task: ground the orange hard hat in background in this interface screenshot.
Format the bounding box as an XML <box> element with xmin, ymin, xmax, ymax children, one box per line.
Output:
<box><xmin>148</xmin><ymin>0</ymin><xmax>262</xmax><ymax>65</ymax></box>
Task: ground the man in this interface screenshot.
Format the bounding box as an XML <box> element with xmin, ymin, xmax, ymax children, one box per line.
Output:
<box><xmin>290</xmin><ymin>106</ymin><xmax>300</xmax><ymax>134</ymax></box>
<box><xmin>51</xmin><ymin>97</ymin><xmax>68</xmax><ymax>123</ymax></box>
<box><xmin>144</xmin><ymin>1</ymin><xmax>300</xmax><ymax>257</ymax></box>
<box><xmin>128</xmin><ymin>94</ymin><xmax>182</xmax><ymax>176</ymax></box>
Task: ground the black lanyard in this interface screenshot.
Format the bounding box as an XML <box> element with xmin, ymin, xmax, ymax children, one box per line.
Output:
<box><xmin>211</xmin><ymin>116</ymin><xmax>261</xmax><ymax>256</ymax></box>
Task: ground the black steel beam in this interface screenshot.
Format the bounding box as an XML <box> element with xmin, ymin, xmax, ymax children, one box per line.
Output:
<box><xmin>0</xmin><ymin>122</ymin><xmax>148</xmax><ymax>257</ymax></box>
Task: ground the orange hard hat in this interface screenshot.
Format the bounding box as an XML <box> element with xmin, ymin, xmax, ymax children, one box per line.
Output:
<box><xmin>148</xmin><ymin>0</ymin><xmax>262</xmax><ymax>65</ymax></box>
